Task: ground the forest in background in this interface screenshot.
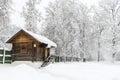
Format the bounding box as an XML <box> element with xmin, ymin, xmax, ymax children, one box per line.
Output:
<box><xmin>0</xmin><ymin>0</ymin><xmax>120</xmax><ymax>62</ymax></box>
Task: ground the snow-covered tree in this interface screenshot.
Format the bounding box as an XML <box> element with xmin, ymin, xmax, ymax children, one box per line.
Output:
<box><xmin>0</xmin><ymin>0</ymin><xmax>11</xmax><ymax>32</ymax></box>
<box><xmin>22</xmin><ymin>0</ymin><xmax>41</xmax><ymax>33</ymax></box>
<box><xmin>44</xmin><ymin>0</ymin><xmax>90</xmax><ymax>60</ymax></box>
<box><xmin>0</xmin><ymin>0</ymin><xmax>12</xmax><ymax>47</ymax></box>
<box><xmin>93</xmin><ymin>0</ymin><xmax>120</xmax><ymax>61</ymax></box>
<box><xmin>91</xmin><ymin>7</ymin><xmax>106</xmax><ymax>61</ymax></box>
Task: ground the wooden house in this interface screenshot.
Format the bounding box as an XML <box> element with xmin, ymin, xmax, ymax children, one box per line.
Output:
<box><xmin>6</xmin><ymin>29</ymin><xmax>57</xmax><ymax>61</ymax></box>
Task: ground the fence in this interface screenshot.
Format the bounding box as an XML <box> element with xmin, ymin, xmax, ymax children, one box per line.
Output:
<box><xmin>0</xmin><ymin>50</ymin><xmax>84</xmax><ymax>63</ymax></box>
<box><xmin>51</xmin><ymin>55</ymin><xmax>82</xmax><ymax>62</ymax></box>
<box><xmin>0</xmin><ymin>49</ymin><xmax>12</xmax><ymax>64</ymax></box>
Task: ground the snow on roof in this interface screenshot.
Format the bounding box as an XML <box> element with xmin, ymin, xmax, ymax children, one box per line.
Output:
<box><xmin>22</xmin><ymin>29</ymin><xmax>57</xmax><ymax>48</ymax></box>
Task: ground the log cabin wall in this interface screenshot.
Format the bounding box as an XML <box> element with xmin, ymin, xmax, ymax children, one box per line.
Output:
<box><xmin>9</xmin><ymin>31</ymin><xmax>49</xmax><ymax>61</ymax></box>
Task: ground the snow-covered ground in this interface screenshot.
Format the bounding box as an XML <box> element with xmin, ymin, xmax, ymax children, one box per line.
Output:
<box><xmin>0</xmin><ymin>61</ymin><xmax>120</xmax><ymax>80</ymax></box>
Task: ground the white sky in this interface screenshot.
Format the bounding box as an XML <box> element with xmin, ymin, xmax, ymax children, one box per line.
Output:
<box><xmin>10</xmin><ymin>0</ymin><xmax>100</xmax><ymax>27</ymax></box>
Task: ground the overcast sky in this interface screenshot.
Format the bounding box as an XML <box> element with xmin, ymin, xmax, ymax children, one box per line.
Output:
<box><xmin>10</xmin><ymin>0</ymin><xmax>100</xmax><ymax>27</ymax></box>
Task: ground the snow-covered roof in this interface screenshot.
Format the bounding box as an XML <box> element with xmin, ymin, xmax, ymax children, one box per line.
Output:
<box><xmin>23</xmin><ymin>29</ymin><xmax>57</xmax><ymax>48</ymax></box>
<box><xmin>6</xmin><ymin>29</ymin><xmax>57</xmax><ymax>48</ymax></box>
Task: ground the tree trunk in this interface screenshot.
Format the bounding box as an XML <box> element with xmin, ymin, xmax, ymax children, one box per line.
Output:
<box><xmin>112</xmin><ymin>52</ymin><xmax>116</xmax><ymax>63</ymax></box>
<box><xmin>112</xmin><ymin>33</ymin><xmax>116</xmax><ymax>63</ymax></box>
<box><xmin>98</xmin><ymin>37</ymin><xmax>101</xmax><ymax>62</ymax></box>
<box><xmin>97</xmin><ymin>28</ymin><xmax>103</xmax><ymax>62</ymax></box>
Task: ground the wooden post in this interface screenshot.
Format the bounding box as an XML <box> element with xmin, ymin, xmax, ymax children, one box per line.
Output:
<box><xmin>3</xmin><ymin>47</ymin><xmax>5</xmax><ymax>64</ymax></box>
<box><xmin>45</xmin><ymin>48</ymin><xmax>48</xmax><ymax>60</ymax></box>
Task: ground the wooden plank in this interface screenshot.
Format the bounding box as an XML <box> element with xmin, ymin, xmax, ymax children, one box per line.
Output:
<box><xmin>14</xmin><ymin>57</ymin><xmax>33</xmax><ymax>61</ymax></box>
